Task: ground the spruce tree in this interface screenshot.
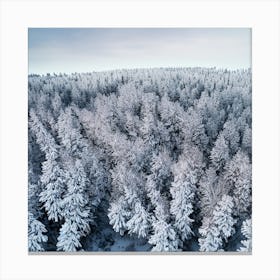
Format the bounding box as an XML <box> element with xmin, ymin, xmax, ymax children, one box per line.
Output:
<box><xmin>224</xmin><ymin>150</ymin><xmax>252</xmax><ymax>217</ymax></box>
<box><xmin>170</xmin><ymin>146</ymin><xmax>204</xmax><ymax>242</ymax></box>
<box><xmin>57</xmin><ymin>160</ymin><xmax>91</xmax><ymax>251</ymax></box>
<box><xmin>148</xmin><ymin>205</ymin><xmax>179</xmax><ymax>252</ymax></box>
<box><xmin>29</xmin><ymin>109</ymin><xmax>67</xmax><ymax>222</ymax></box>
<box><xmin>108</xmin><ymin>198</ymin><xmax>129</xmax><ymax>236</ymax></box>
<box><xmin>28</xmin><ymin>212</ymin><xmax>48</xmax><ymax>252</ymax></box>
<box><xmin>127</xmin><ymin>201</ymin><xmax>150</xmax><ymax>238</ymax></box>
<box><xmin>238</xmin><ymin>219</ymin><xmax>252</xmax><ymax>252</ymax></box>
<box><xmin>199</xmin><ymin>195</ymin><xmax>236</xmax><ymax>251</ymax></box>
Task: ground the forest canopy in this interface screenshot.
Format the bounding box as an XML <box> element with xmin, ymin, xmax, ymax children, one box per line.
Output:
<box><xmin>28</xmin><ymin>67</ymin><xmax>252</xmax><ymax>252</ymax></box>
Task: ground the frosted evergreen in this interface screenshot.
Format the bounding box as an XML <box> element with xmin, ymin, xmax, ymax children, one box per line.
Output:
<box><xmin>28</xmin><ymin>212</ymin><xmax>48</xmax><ymax>251</ymax></box>
<box><xmin>198</xmin><ymin>195</ymin><xmax>236</xmax><ymax>252</ymax></box>
<box><xmin>238</xmin><ymin>219</ymin><xmax>252</xmax><ymax>252</ymax></box>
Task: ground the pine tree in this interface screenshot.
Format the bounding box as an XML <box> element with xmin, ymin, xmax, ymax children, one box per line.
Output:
<box><xmin>56</xmin><ymin>220</ymin><xmax>82</xmax><ymax>252</ymax></box>
<box><xmin>238</xmin><ymin>219</ymin><xmax>252</xmax><ymax>252</ymax></box>
<box><xmin>111</xmin><ymin>163</ymin><xmax>142</xmax><ymax>206</ymax></box>
<box><xmin>213</xmin><ymin>195</ymin><xmax>236</xmax><ymax>240</ymax></box>
<box><xmin>222</xmin><ymin>120</ymin><xmax>240</xmax><ymax>155</ymax></box>
<box><xmin>199</xmin><ymin>195</ymin><xmax>236</xmax><ymax>252</ymax></box>
<box><xmin>146</xmin><ymin>150</ymin><xmax>173</xmax><ymax>206</ymax></box>
<box><xmin>127</xmin><ymin>201</ymin><xmax>150</xmax><ymax>238</ymax></box>
<box><xmin>28</xmin><ymin>212</ymin><xmax>48</xmax><ymax>252</ymax></box>
<box><xmin>29</xmin><ymin>109</ymin><xmax>67</xmax><ymax>222</ymax></box>
<box><xmin>224</xmin><ymin>150</ymin><xmax>252</xmax><ymax>217</ymax></box>
<box><xmin>170</xmin><ymin>146</ymin><xmax>204</xmax><ymax>242</ymax></box>
<box><xmin>210</xmin><ymin>133</ymin><xmax>229</xmax><ymax>171</ymax></box>
<box><xmin>85</xmin><ymin>148</ymin><xmax>109</xmax><ymax>215</ymax></box>
<box><xmin>148</xmin><ymin>204</ymin><xmax>179</xmax><ymax>252</ymax></box>
<box><xmin>170</xmin><ymin>180</ymin><xmax>194</xmax><ymax>242</ymax></box>
<box><xmin>57</xmin><ymin>160</ymin><xmax>91</xmax><ymax>251</ymax></box>
<box><xmin>57</xmin><ymin>107</ymin><xmax>88</xmax><ymax>158</ymax></box>
<box><xmin>148</xmin><ymin>219</ymin><xmax>179</xmax><ymax>252</ymax></box>
<box><xmin>185</xmin><ymin>108</ymin><xmax>209</xmax><ymax>152</ymax></box>
<box><xmin>198</xmin><ymin>216</ymin><xmax>223</xmax><ymax>252</ymax></box>
<box><xmin>108</xmin><ymin>159</ymin><xmax>145</xmax><ymax>237</ymax></box>
<box><xmin>140</xmin><ymin>109</ymin><xmax>158</xmax><ymax>147</ymax></box>
<box><xmin>198</xmin><ymin>167</ymin><xmax>222</xmax><ymax>218</ymax></box>
<box><xmin>28</xmin><ymin>174</ymin><xmax>42</xmax><ymax>220</ymax></box>
<box><xmin>241</xmin><ymin>125</ymin><xmax>252</xmax><ymax>157</ymax></box>
<box><xmin>29</xmin><ymin>109</ymin><xmax>58</xmax><ymax>157</ymax></box>
<box><xmin>108</xmin><ymin>198</ymin><xmax>129</xmax><ymax>236</ymax></box>
<box><xmin>159</xmin><ymin>94</ymin><xmax>187</xmax><ymax>153</ymax></box>
<box><xmin>39</xmin><ymin>157</ymin><xmax>67</xmax><ymax>222</ymax></box>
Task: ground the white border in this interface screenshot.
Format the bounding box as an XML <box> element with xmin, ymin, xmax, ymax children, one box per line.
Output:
<box><xmin>0</xmin><ymin>0</ymin><xmax>279</xmax><ymax>279</ymax></box>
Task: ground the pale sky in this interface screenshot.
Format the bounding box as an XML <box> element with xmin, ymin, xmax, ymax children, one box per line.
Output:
<box><xmin>28</xmin><ymin>28</ymin><xmax>251</xmax><ymax>74</ymax></box>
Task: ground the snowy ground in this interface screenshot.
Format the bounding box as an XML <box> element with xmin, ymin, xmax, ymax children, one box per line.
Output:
<box><xmin>86</xmin><ymin>227</ymin><xmax>152</xmax><ymax>252</ymax></box>
<box><xmin>110</xmin><ymin>234</ymin><xmax>152</xmax><ymax>252</ymax></box>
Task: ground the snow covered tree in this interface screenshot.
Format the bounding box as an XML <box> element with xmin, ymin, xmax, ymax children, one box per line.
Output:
<box><xmin>28</xmin><ymin>212</ymin><xmax>48</xmax><ymax>252</ymax></box>
<box><xmin>39</xmin><ymin>156</ymin><xmax>67</xmax><ymax>222</ymax></box>
<box><xmin>108</xmin><ymin>198</ymin><xmax>130</xmax><ymax>236</ymax></box>
<box><xmin>56</xmin><ymin>220</ymin><xmax>82</xmax><ymax>252</ymax></box>
<box><xmin>158</xmin><ymin>94</ymin><xmax>187</xmax><ymax>153</ymax></box>
<box><xmin>199</xmin><ymin>195</ymin><xmax>236</xmax><ymax>251</ymax></box>
<box><xmin>198</xmin><ymin>216</ymin><xmax>223</xmax><ymax>252</ymax></box>
<box><xmin>241</xmin><ymin>125</ymin><xmax>252</xmax><ymax>157</ymax></box>
<box><xmin>148</xmin><ymin>204</ymin><xmax>179</xmax><ymax>252</ymax></box>
<box><xmin>198</xmin><ymin>167</ymin><xmax>227</xmax><ymax>218</ymax></box>
<box><xmin>28</xmin><ymin>172</ymin><xmax>42</xmax><ymax>220</ymax></box>
<box><xmin>140</xmin><ymin>107</ymin><xmax>159</xmax><ymax>148</ymax></box>
<box><xmin>148</xmin><ymin>219</ymin><xmax>179</xmax><ymax>252</ymax></box>
<box><xmin>210</xmin><ymin>133</ymin><xmax>229</xmax><ymax>171</ymax></box>
<box><xmin>213</xmin><ymin>195</ymin><xmax>236</xmax><ymax>240</ymax></box>
<box><xmin>51</xmin><ymin>92</ymin><xmax>63</xmax><ymax>119</ymax></box>
<box><xmin>170</xmin><ymin>179</ymin><xmax>194</xmax><ymax>242</ymax></box>
<box><xmin>85</xmin><ymin>149</ymin><xmax>110</xmax><ymax>216</ymax></box>
<box><xmin>224</xmin><ymin>150</ymin><xmax>252</xmax><ymax>217</ymax></box>
<box><xmin>222</xmin><ymin>120</ymin><xmax>240</xmax><ymax>156</ymax></box>
<box><xmin>57</xmin><ymin>160</ymin><xmax>91</xmax><ymax>251</ymax></box>
<box><xmin>146</xmin><ymin>149</ymin><xmax>173</xmax><ymax>206</ymax></box>
<box><xmin>127</xmin><ymin>201</ymin><xmax>151</xmax><ymax>238</ymax></box>
<box><xmin>29</xmin><ymin>109</ymin><xmax>58</xmax><ymax>157</ymax></box>
<box><xmin>238</xmin><ymin>219</ymin><xmax>252</xmax><ymax>252</ymax></box>
<box><xmin>29</xmin><ymin>109</ymin><xmax>67</xmax><ymax>222</ymax></box>
<box><xmin>111</xmin><ymin>163</ymin><xmax>143</xmax><ymax>206</ymax></box>
<box><xmin>184</xmin><ymin>108</ymin><xmax>209</xmax><ymax>152</ymax></box>
<box><xmin>170</xmin><ymin>146</ymin><xmax>204</xmax><ymax>242</ymax></box>
<box><xmin>108</xmin><ymin>157</ymin><xmax>146</xmax><ymax>237</ymax></box>
<box><xmin>57</xmin><ymin>107</ymin><xmax>88</xmax><ymax>158</ymax></box>
<box><xmin>196</xmin><ymin>91</ymin><xmax>225</xmax><ymax>146</ymax></box>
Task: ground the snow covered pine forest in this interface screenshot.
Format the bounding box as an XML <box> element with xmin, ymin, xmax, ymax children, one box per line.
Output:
<box><xmin>28</xmin><ymin>67</ymin><xmax>252</xmax><ymax>252</ymax></box>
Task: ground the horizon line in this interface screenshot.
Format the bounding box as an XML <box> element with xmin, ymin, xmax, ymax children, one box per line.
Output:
<box><xmin>28</xmin><ymin>66</ymin><xmax>252</xmax><ymax>76</ymax></box>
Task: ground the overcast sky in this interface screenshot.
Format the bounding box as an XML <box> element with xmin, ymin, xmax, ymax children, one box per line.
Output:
<box><xmin>28</xmin><ymin>28</ymin><xmax>251</xmax><ymax>74</ymax></box>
